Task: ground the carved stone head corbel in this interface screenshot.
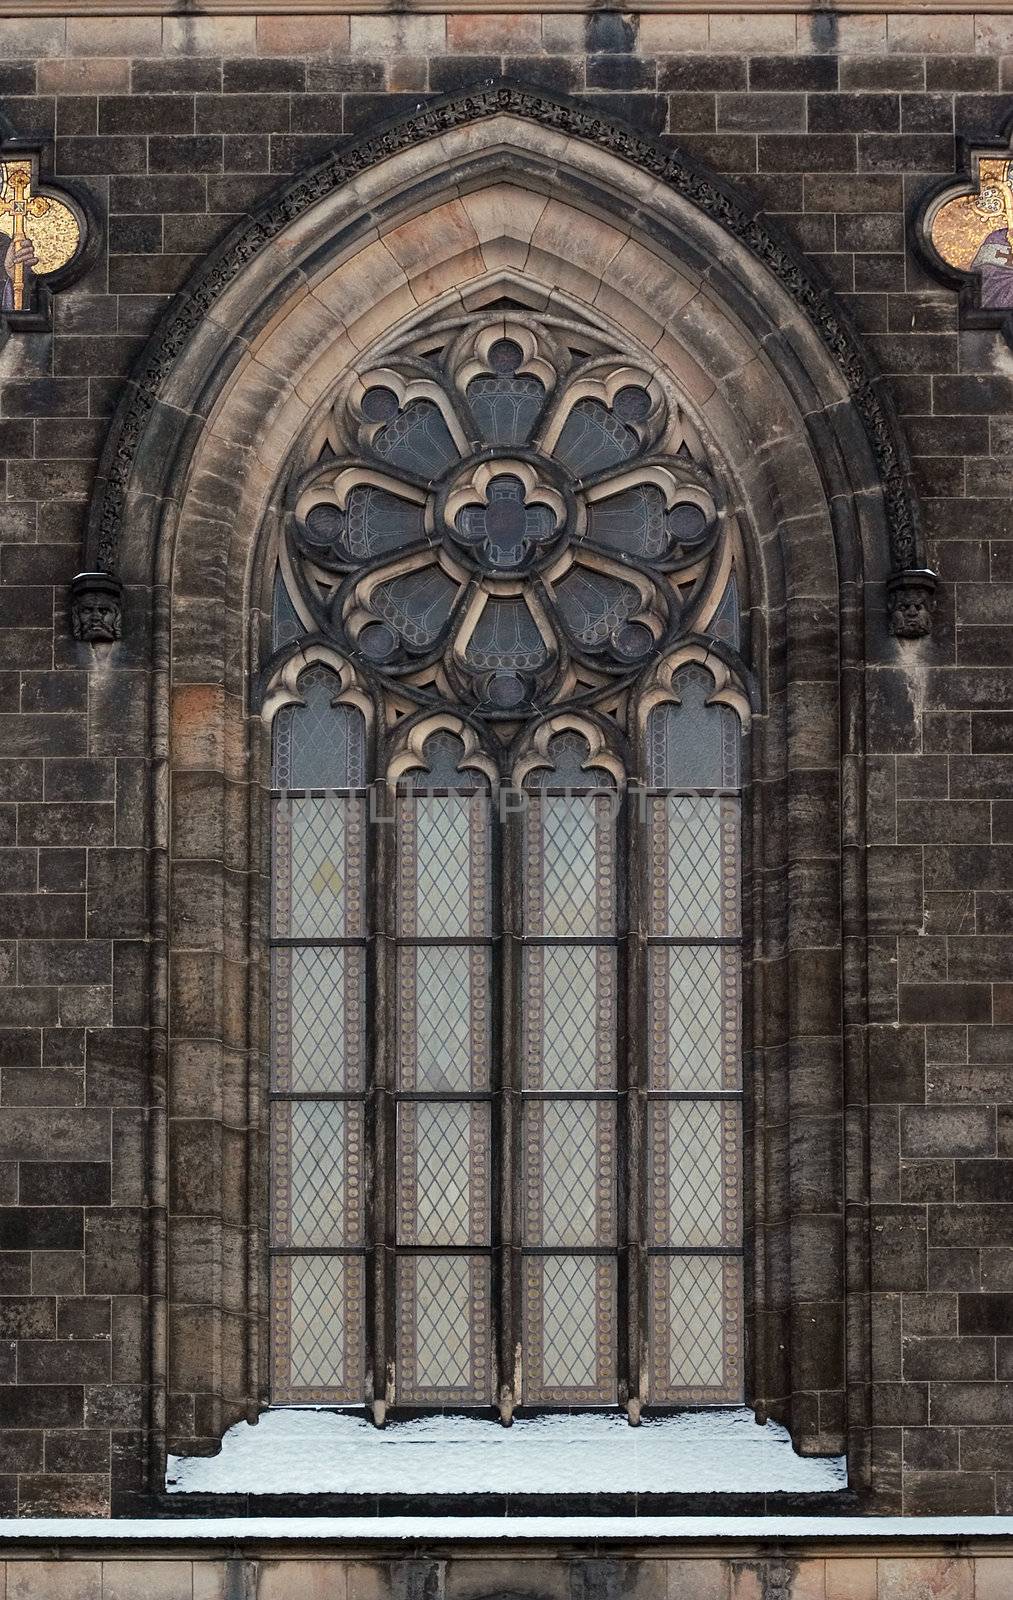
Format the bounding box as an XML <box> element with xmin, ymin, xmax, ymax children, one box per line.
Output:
<box><xmin>69</xmin><ymin>571</ymin><xmax>122</xmax><ymax>643</ymax></box>
<box><xmin>887</xmin><ymin>568</ymin><xmax>938</xmax><ymax>640</ymax></box>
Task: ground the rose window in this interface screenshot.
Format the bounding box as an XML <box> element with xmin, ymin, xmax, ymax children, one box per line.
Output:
<box><xmin>277</xmin><ymin>314</ymin><xmax>737</xmax><ymax>723</ymax></box>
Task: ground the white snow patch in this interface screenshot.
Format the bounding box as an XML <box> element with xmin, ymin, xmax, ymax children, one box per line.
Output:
<box><xmin>1</xmin><ymin>1515</ymin><xmax>1013</xmax><ymax>1542</ymax></box>
<box><xmin>165</xmin><ymin>1408</ymin><xmax>846</xmax><ymax>1497</ymax></box>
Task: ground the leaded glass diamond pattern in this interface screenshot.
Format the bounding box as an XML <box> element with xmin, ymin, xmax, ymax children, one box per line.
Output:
<box><xmin>397</xmin><ymin>1255</ymin><xmax>490</xmax><ymax>1401</ymax></box>
<box><xmin>651</xmin><ymin>796</ymin><xmax>739</xmax><ymax>938</ymax></box>
<box><xmin>272</xmin><ymin>1252</ymin><xmax>364</xmax><ymax>1400</ymax></box>
<box><xmin>524</xmin><ymin>946</ymin><xmax>615</xmax><ymax>1090</ymax></box>
<box><xmin>398</xmin><ymin>1102</ymin><xmax>488</xmax><ymax>1246</ymax></box>
<box><xmin>279</xmin><ymin>1101</ymin><xmax>361</xmax><ymax>1247</ymax></box>
<box><xmin>273</xmin><ymin>947</ymin><xmax>364</xmax><ymax>1092</ymax></box>
<box><xmin>651</xmin><ymin>1100</ymin><xmax>739</xmax><ymax>1248</ymax></box>
<box><xmin>285</xmin><ymin>1255</ymin><xmax>349</xmax><ymax>1390</ymax></box>
<box><xmin>649</xmin><ymin>946</ymin><xmax>741</xmax><ymax>1092</ymax></box>
<box><xmin>531</xmin><ymin>795</ymin><xmax>613</xmax><ymax>936</ymax></box>
<box><xmin>649</xmin><ymin>1255</ymin><xmax>742</xmax><ymax>1400</ymax></box>
<box><xmin>276</xmin><ymin>796</ymin><xmax>363</xmax><ymax>939</ymax></box>
<box><xmin>525</xmin><ymin>1101</ymin><xmax>615</xmax><ymax>1247</ymax></box>
<box><xmin>398</xmin><ymin>947</ymin><xmax>489</xmax><ymax>1091</ymax></box>
<box><xmin>403</xmin><ymin>795</ymin><xmax>483</xmax><ymax>937</ymax></box>
<box><xmin>523</xmin><ymin>1255</ymin><xmax>615</xmax><ymax>1400</ymax></box>
<box><xmin>272</xmin><ymin>669</ymin><xmax>365</xmax><ymax>790</ymax></box>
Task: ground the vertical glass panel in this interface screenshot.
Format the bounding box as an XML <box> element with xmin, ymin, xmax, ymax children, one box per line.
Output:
<box><xmin>710</xmin><ymin>572</ymin><xmax>741</xmax><ymax>649</ymax></box>
<box><xmin>523</xmin><ymin>946</ymin><xmax>616</xmax><ymax>1090</ymax></box>
<box><xmin>397</xmin><ymin>1102</ymin><xmax>490</xmax><ymax>1246</ymax></box>
<box><xmin>648</xmin><ymin>1255</ymin><xmax>743</xmax><ymax>1403</ymax></box>
<box><xmin>396</xmin><ymin>1255</ymin><xmax>491</xmax><ymax>1403</ymax></box>
<box><xmin>648</xmin><ymin>795</ymin><xmax>740</xmax><ymax>938</ymax></box>
<box><xmin>397</xmin><ymin>947</ymin><xmax>490</xmax><ymax>1091</ymax></box>
<box><xmin>397</xmin><ymin>792</ymin><xmax>490</xmax><ymax>938</ymax></box>
<box><xmin>272</xmin><ymin>1254</ymin><xmax>365</xmax><ymax>1402</ymax></box>
<box><xmin>272</xmin><ymin>667</ymin><xmax>366</xmax><ymax>790</ymax></box>
<box><xmin>647</xmin><ymin>665</ymin><xmax>740</xmax><ymax>789</ymax></box>
<box><xmin>648</xmin><ymin>946</ymin><xmax>740</xmax><ymax>1092</ymax></box>
<box><xmin>466</xmin><ymin>370</ymin><xmax>545</xmax><ymax>447</ymax></box>
<box><xmin>523</xmin><ymin>1101</ymin><xmax>616</xmax><ymax>1246</ymax></box>
<box><xmin>272</xmin><ymin>947</ymin><xmax>365</xmax><ymax>1093</ymax></box>
<box><xmin>271</xmin><ymin>570</ymin><xmax>302</xmax><ymax>652</ymax></box>
<box><xmin>273</xmin><ymin>1101</ymin><xmax>364</xmax><ymax>1248</ymax></box>
<box><xmin>524</xmin><ymin>793</ymin><xmax>615</xmax><ymax>936</ymax></box>
<box><xmin>649</xmin><ymin>1100</ymin><xmax>740</xmax><ymax>1248</ymax></box>
<box><xmin>554</xmin><ymin>400</ymin><xmax>639</xmax><ymax>475</ymax></box>
<box><xmin>272</xmin><ymin>794</ymin><xmax>365</xmax><ymax>939</ymax></box>
<box><xmin>522</xmin><ymin>1255</ymin><xmax>616</xmax><ymax>1403</ymax></box>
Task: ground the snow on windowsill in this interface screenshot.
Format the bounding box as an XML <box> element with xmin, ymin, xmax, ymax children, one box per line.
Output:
<box><xmin>165</xmin><ymin>1407</ymin><xmax>847</xmax><ymax>1498</ymax></box>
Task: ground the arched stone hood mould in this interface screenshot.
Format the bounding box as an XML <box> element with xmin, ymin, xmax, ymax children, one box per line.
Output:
<box><xmin>77</xmin><ymin>82</ymin><xmax>935</xmax><ymax>637</ymax></box>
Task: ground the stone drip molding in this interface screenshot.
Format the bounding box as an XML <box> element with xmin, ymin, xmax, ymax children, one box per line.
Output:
<box><xmin>83</xmin><ymin>83</ymin><xmax>934</xmax><ymax>634</ymax></box>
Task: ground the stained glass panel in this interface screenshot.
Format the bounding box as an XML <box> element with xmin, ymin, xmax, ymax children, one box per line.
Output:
<box><xmin>554</xmin><ymin>401</ymin><xmax>639</xmax><ymax>475</ymax></box>
<box><xmin>649</xmin><ymin>1100</ymin><xmax>740</xmax><ymax>1248</ymax></box>
<box><xmin>522</xmin><ymin>945</ymin><xmax>616</xmax><ymax>1090</ymax></box>
<box><xmin>397</xmin><ymin>946</ymin><xmax>490</xmax><ymax>1091</ymax></box>
<box><xmin>398</xmin><ymin>793</ymin><xmax>490</xmax><ymax>938</ymax></box>
<box><xmin>647</xmin><ymin>666</ymin><xmax>740</xmax><ymax>789</ymax></box>
<box><xmin>272</xmin><ymin>668</ymin><xmax>366</xmax><ymax>790</ymax></box>
<box><xmin>523</xmin><ymin>1101</ymin><xmax>616</xmax><ymax>1246</ymax></box>
<box><xmin>273</xmin><ymin>1100</ymin><xmax>364</xmax><ymax>1248</ymax></box>
<box><xmin>272</xmin><ymin>794</ymin><xmax>364</xmax><ymax>939</ymax></box>
<box><xmin>371</xmin><ymin>398</ymin><xmax>459</xmax><ymax>477</ymax></box>
<box><xmin>522</xmin><ymin>1255</ymin><xmax>616</xmax><ymax>1402</ymax></box>
<box><xmin>467</xmin><ymin>372</ymin><xmax>545</xmax><ymax>446</ymax></box>
<box><xmin>396</xmin><ymin>1255</ymin><xmax>491</xmax><ymax>1403</ymax></box>
<box><xmin>397</xmin><ymin>1102</ymin><xmax>490</xmax><ymax>1246</ymax></box>
<box><xmin>648</xmin><ymin>796</ymin><xmax>740</xmax><ymax>938</ymax></box>
<box><xmin>648</xmin><ymin>945</ymin><xmax>740</xmax><ymax>1092</ymax></box>
<box><xmin>524</xmin><ymin>793</ymin><xmax>615</xmax><ymax>937</ymax></box>
<box><xmin>272</xmin><ymin>947</ymin><xmax>365</xmax><ymax>1092</ymax></box>
<box><xmin>272</xmin><ymin>1254</ymin><xmax>365</xmax><ymax>1402</ymax></box>
<box><xmin>586</xmin><ymin>484</ymin><xmax>669</xmax><ymax>559</ymax></box>
<box><xmin>648</xmin><ymin>1255</ymin><xmax>743</xmax><ymax>1403</ymax></box>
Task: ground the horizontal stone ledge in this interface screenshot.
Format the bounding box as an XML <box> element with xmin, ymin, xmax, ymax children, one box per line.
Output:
<box><xmin>1</xmin><ymin>1515</ymin><xmax>1013</xmax><ymax>1546</ymax></box>
<box><xmin>0</xmin><ymin>0</ymin><xmax>1010</xmax><ymax>14</ymax></box>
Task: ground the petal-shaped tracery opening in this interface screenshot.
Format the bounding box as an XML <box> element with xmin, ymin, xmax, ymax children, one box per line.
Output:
<box><xmin>587</xmin><ymin>484</ymin><xmax>669</xmax><ymax>559</ymax></box>
<box><xmin>466</xmin><ymin>339</ymin><xmax>547</xmax><ymax>447</ymax></box>
<box><xmin>369</xmin><ymin>567</ymin><xmax>457</xmax><ymax>650</ymax></box>
<box><xmin>464</xmin><ymin>596</ymin><xmax>549</xmax><ymax>671</ymax></box>
<box><xmin>554</xmin><ymin>565</ymin><xmax>644</xmax><ymax>649</ymax></box>
<box><xmin>553</xmin><ymin>400</ymin><xmax>642</xmax><ymax>476</ymax></box>
<box><xmin>367</xmin><ymin>392</ymin><xmax>460</xmax><ymax>478</ymax></box>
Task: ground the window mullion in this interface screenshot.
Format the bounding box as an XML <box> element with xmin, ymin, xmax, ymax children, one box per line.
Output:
<box><xmin>370</xmin><ymin>776</ymin><xmax>396</xmax><ymax>1425</ymax></box>
<box><xmin>497</xmin><ymin>794</ymin><xmax>521</xmax><ymax>1424</ymax></box>
<box><xmin>622</xmin><ymin>782</ymin><xmax>646</xmax><ymax>1424</ymax></box>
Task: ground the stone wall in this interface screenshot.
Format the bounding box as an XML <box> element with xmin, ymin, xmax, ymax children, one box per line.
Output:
<box><xmin>0</xmin><ymin>6</ymin><xmax>1011</xmax><ymax>1517</ymax></box>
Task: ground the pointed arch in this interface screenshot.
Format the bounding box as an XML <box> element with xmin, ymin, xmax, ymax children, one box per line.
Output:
<box><xmin>80</xmin><ymin>88</ymin><xmax>897</xmax><ymax>1492</ymax></box>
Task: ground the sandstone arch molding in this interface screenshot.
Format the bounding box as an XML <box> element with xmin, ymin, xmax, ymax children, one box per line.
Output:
<box><xmin>79</xmin><ymin>90</ymin><xmax>899</xmax><ymax>1497</ymax></box>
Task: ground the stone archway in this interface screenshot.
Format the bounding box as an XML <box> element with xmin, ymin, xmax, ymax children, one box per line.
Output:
<box><xmin>76</xmin><ymin>88</ymin><xmax>926</xmax><ymax>1497</ymax></box>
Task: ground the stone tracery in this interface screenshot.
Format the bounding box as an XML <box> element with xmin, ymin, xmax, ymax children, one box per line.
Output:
<box><xmin>275</xmin><ymin>308</ymin><xmax>741</xmax><ymax>737</ymax></box>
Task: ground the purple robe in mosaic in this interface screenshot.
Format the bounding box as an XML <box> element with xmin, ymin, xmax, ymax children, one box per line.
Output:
<box><xmin>972</xmin><ymin>225</ymin><xmax>1013</xmax><ymax>308</ymax></box>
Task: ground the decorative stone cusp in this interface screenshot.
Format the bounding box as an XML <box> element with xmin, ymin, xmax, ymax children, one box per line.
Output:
<box><xmin>70</xmin><ymin>571</ymin><xmax>123</xmax><ymax>643</ymax></box>
<box><xmin>887</xmin><ymin>568</ymin><xmax>937</xmax><ymax>641</ymax></box>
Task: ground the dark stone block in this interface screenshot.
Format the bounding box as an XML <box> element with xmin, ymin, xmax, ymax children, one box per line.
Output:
<box><xmin>195</xmin><ymin>92</ymin><xmax>293</xmax><ymax>134</ymax></box>
<box><xmin>131</xmin><ymin>58</ymin><xmax>222</xmax><ymax>93</ymax></box>
<box><xmin>98</xmin><ymin>93</ymin><xmax>194</xmax><ymax>135</ymax></box>
<box><xmin>857</xmin><ymin>133</ymin><xmax>954</xmax><ymax>172</ymax></box>
<box><xmin>955</xmin><ymin>1159</ymin><xmax>1013</xmax><ymax>1202</ymax></box>
<box><xmin>0</xmin><ymin>1209</ymin><xmax>82</xmax><ymax>1251</ymax></box>
<box><xmin>19</xmin><ymin>1165</ymin><xmax>111</xmax><ymax>1207</ymax></box>
<box><xmin>749</xmin><ymin>54</ymin><xmax>836</xmax><ymax>91</ymax></box>
<box><xmin>306</xmin><ymin>61</ymin><xmax>385</xmax><ymax>93</ymax></box>
<box><xmin>926</xmin><ymin>55</ymin><xmax>998</xmax><ymax>90</ymax></box>
<box><xmin>586</xmin><ymin>12</ymin><xmax>636</xmax><ymax>53</ymax></box>
<box><xmin>903</xmin><ymin>1335</ymin><xmax>994</xmax><ymax>1380</ymax></box>
<box><xmin>960</xmin><ymin>1295</ymin><xmax>1013</xmax><ymax>1336</ymax></box>
<box><xmin>717</xmin><ymin>92</ymin><xmax>804</xmax><ymax>132</ymax></box>
<box><xmin>223</xmin><ymin>57</ymin><xmax>305</xmax><ymax>93</ymax></box>
<box><xmin>757</xmin><ymin>133</ymin><xmax>856</xmax><ymax>171</ymax></box>
<box><xmin>148</xmin><ymin>136</ymin><xmax>223</xmax><ymax>175</ymax></box>
<box><xmin>587</xmin><ymin>55</ymin><xmax>655</xmax><ymax>91</ymax></box>
<box><xmin>56</xmin><ymin>135</ymin><xmax>147</xmax><ymax>174</ymax></box>
<box><xmin>811</xmin><ymin>92</ymin><xmax>899</xmax><ymax>133</ymax></box>
<box><xmin>84</xmin><ymin>1210</ymin><xmax>145</xmax><ymax>1295</ymax></box>
<box><xmin>0</xmin><ymin>1386</ymin><xmax>82</xmax><ymax>1429</ymax></box>
<box><xmin>660</xmin><ymin>56</ymin><xmax>746</xmax><ymax>92</ymax></box>
<box><xmin>901</xmin><ymin>93</ymin><xmax>955</xmax><ymax>133</ymax></box>
<box><xmin>871</xmin><ymin>1206</ymin><xmax>927</xmax><ymax>1291</ymax></box>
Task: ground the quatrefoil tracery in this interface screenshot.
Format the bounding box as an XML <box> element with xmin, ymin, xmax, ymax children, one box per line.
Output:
<box><xmin>280</xmin><ymin>311</ymin><xmax>740</xmax><ymax>725</ymax></box>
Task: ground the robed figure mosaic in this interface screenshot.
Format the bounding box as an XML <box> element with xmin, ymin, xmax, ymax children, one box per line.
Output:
<box><xmin>261</xmin><ymin>301</ymin><xmax>751</xmax><ymax>1420</ymax></box>
<box><xmin>0</xmin><ymin>156</ymin><xmax>85</xmax><ymax>322</ymax></box>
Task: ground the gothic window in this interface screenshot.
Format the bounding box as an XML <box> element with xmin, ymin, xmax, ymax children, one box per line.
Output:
<box><xmin>264</xmin><ymin>309</ymin><xmax>750</xmax><ymax>1418</ymax></box>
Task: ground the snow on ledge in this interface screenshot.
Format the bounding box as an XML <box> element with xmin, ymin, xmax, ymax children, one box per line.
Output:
<box><xmin>2</xmin><ymin>1516</ymin><xmax>1013</xmax><ymax>1543</ymax></box>
<box><xmin>166</xmin><ymin>1407</ymin><xmax>847</xmax><ymax>1497</ymax></box>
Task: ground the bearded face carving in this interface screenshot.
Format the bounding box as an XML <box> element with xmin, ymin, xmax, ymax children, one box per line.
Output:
<box><xmin>70</xmin><ymin>573</ymin><xmax>122</xmax><ymax>643</ymax></box>
<box><xmin>887</xmin><ymin>573</ymin><xmax>936</xmax><ymax>640</ymax></box>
